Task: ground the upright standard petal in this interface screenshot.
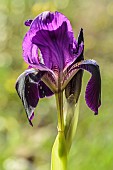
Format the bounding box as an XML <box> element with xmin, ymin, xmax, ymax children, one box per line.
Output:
<box><xmin>75</xmin><ymin>60</ymin><xmax>101</xmax><ymax>114</ymax></box>
<box><xmin>72</xmin><ymin>28</ymin><xmax>84</xmax><ymax>64</ymax></box>
<box><xmin>30</xmin><ymin>11</ymin><xmax>73</xmax><ymax>35</ymax></box>
<box><xmin>64</xmin><ymin>28</ymin><xmax>84</xmax><ymax>73</ymax></box>
<box><xmin>23</xmin><ymin>11</ymin><xmax>75</xmax><ymax>71</ymax></box>
<box><xmin>76</xmin><ymin>28</ymin><xmax>84</xmax><ymax>61</ymax></box>
<box><xmin>24</xmin><ymin>19</ymin><xmax>33</xmax><ymax>26</ymax></box>
<box><xmin>22</xmin><ymin>32</ymin><xmax>39</xmax><ymax>65</ymax></box>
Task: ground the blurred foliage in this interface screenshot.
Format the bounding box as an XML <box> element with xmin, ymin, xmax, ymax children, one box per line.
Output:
<box><xmin>0</xmin><ymin>0</ymin><xmax>113</xmax><ymax>170</ymax></box>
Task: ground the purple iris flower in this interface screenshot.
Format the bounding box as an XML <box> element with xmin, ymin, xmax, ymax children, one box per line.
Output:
<box><xmin>15</xmin><ymin>11</ymin><xmax>101</xmax><ymax>126</ymax></box>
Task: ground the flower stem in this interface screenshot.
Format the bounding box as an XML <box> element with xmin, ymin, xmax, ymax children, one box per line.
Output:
<box><xmin>55</xmin><ymin>91</ymin><xmax>64</xmax><ymax>132</ymax></box>
<box><xmin>51</xmin><ymin>92</ymin><xmax>67</xmax><ymax>170</ymax></box>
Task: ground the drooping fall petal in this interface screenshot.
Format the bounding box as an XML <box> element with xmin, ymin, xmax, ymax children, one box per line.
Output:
<box><xmin>38</xmin><ymin>81</ymin><xmax>53</xmax><ymax>98</ymax></box>
<box><xmin>15</xmin><ymin>68</ymin><xmax>53</xmax><ymax>125</ymax></box>
<box><xmin>75</xmin><ymin>59</ymin><xmax>101</xmax><ymax>114</ymax></box>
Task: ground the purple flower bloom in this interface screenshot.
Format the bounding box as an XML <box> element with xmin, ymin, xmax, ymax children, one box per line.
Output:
<box><xmin>15</xmin><ymin>11</ymin><xmax>101</xmax><ymax>126</ymax></box>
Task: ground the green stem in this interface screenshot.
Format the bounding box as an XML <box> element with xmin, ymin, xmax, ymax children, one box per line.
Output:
<box><xmin>55</xmin><ymin>92</ymin><xmax>64</xmax><ymax>132</ymax></box>
<box><xmin>51</xmin><ymin>92</ymin><xmax>67</xmax><ymax>170</ymax></box>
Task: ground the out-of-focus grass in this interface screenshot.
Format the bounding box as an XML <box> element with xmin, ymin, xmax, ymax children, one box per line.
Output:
<box><xmin>0</xmin><ymin>0</ymin><xmax>113</xmax><ymax>170</ymax></box>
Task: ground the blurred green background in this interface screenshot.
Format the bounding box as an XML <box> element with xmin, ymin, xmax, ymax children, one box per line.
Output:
<box><xmin>0</xmin><ymin>0</ymin><xmax>113</xmax><ymax>170</ymax></box>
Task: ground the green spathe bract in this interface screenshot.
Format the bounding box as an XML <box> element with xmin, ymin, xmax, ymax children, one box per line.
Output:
<box><xmin>51</xmin><ymin>132</ymin><xmax>67</xmax><ymax>170</ymax></box>
<box><xmin>64</xmin><ymin>99</ymin><xmax>79</xmax><ymax>153</ymax></box>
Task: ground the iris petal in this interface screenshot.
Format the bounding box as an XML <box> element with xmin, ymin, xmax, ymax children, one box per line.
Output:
<box><xmin>15</xmin><ymin>69</ymin><xmax>49</xmax><ymax>125</ymax></box>
<box><xmin>38</xmin><ymin>81</ymin><xmax>53</xmax><ymax>98</ymax></box>
<box><xmin>76</xmin><ymin>60</ymin><xmax>101</xmax><ymax>114</ymax></box>
<box><xmin>77</xmin><ymin>28</ymin><xmax>84</xmax><ymax>46</ymax></box>
<box><xmin>23</xmin><ymin>11</ymin><xmax>75</xmax><ymax>70</ymax></box>
<box><xmin>73</xmin><ymin>28</ymin><xmax>84</xmax><ymax>63</ymax></box>
<box><xmin>15</xmin><ymin>68</ymin><xmax>56</xmax><ymax>125</ymax></box>
<box><xmin>64</xmin><ymin>28</ymin><xmax>84</xmax><ymax>72</ymax></box>
<box><xmin>30</xmin><ymin>11</ymin><xmax>73</xmax><ymax>34</ymax></box>
<box><xmin>24</xmin><ymin>19</ymin><xmax>33</xmax><ymax>26</ymax></box>
<box><xmin>32</xmin><ymin>22</ymin><xmax>74</xmax><ymax>70</ymax></box>
<box><xmin>76</xmin><ymin>28</ymin><xmax>84</xmax><ymax>61</ymax></box>
<box><xmin>65</xmin><ymin>70</ymin><xmax>83</xmax><ymax>104</ymax></box>
<box><xmin>22</xmin><ymin>32</ymin><xmax>39</xmax><ymax>65</ymax></box>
